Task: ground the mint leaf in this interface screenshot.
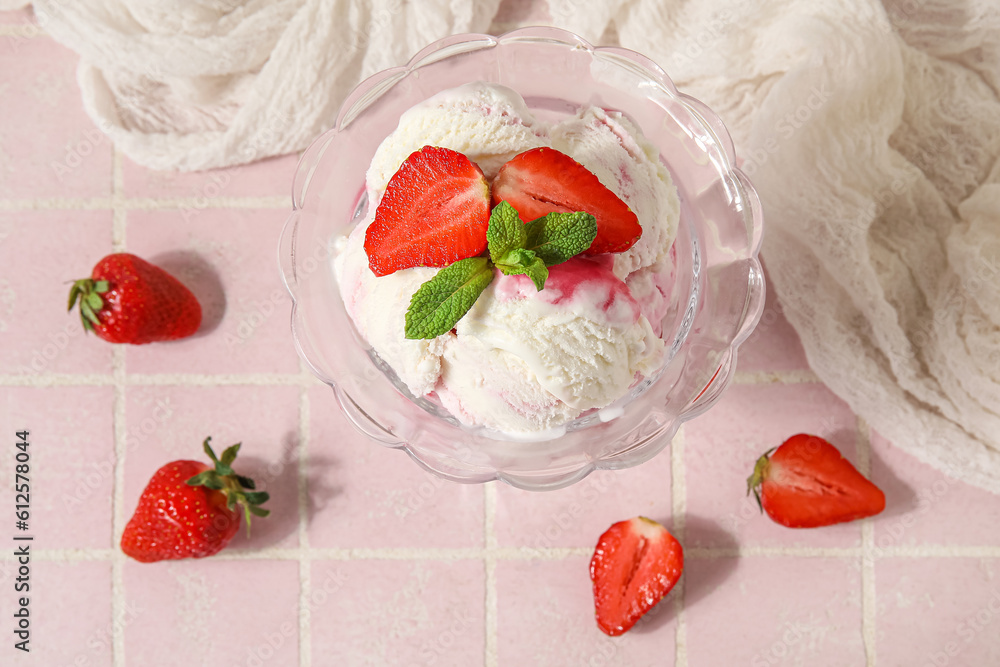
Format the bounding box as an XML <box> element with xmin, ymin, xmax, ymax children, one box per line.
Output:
<box><xmin>516</xmin><ymin>255</ymin><xmax>548</xmax><ymax>291</ymax></box>
<box><xmin>524</xmin><ymin>211</ymin><xmax>598</xmax><ymax>266</ymax></box>
<box><xmin>496</xmin><ymin>248</ymin><xmax>549</xmax><ymax>291</ymax></box>
<box><xmin>486</xmin><ymin>200</ymin><xmax>527</xmax><ymax>264</ymax></box>
<box><xmin>405</xmin><ymin>257</ymin><xmax>494</xmax><ymax>339</ymax></box>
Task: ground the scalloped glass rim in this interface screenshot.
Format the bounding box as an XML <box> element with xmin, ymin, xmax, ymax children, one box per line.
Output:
<box><xmin>280</xmin><ymin>26</ymin><xmax>765</xmax><ymax>490</ymax></box>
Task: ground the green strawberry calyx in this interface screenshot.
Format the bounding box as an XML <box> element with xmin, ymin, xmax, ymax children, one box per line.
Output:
<box><xmin>745</xmin><ymin>447</ymin><xmax>777</xmax><ymax>513</ymax></box>
<box><xmin>186</xmin><ymin>437</ymin><xmax>270</xmax><ymax>537</ymax></box>
<box><xmin>67</xmin><ymin>278</ymin><xmax>110</xmax><ymax>333</ymax></box>
<box><xmin>404</xmin><ymin>201</ymin><xmax>597</xmax><ymax>340</ymax></box>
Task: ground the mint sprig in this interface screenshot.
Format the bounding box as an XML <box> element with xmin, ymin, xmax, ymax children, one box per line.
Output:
<box><xmin>525</xmin><ymin>211</ymin><xmax>598</xmax><ymax>266</ymax></box>
<box><xmin>404</xmin><ymin>202</ymin><xmax>597</xmax><ymax>340</ymax></box>
<box><xmin>404</xmin><ymin>257</ymin><xmax>494</xmax><ymax>339</ymax></box>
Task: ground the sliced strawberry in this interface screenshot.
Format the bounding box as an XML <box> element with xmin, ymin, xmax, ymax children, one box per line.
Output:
<box><xmin>365</xmin><ymin>146</ymin><xmax>491</xmax><ymax>276</ymax></box>
<box><xmin>492</xmin><ymin>147</ymin><xmax>642</xmax><ymax>254</ymax></box>
<box><xmin>747</xmin><ymin>433</ymin><xmax>886</xmax><ymax>528</ymax></box>
<box><xmin>590</xmin><ymin>516</ymin><xmax>684</xmax><ymax>636</ymax></box>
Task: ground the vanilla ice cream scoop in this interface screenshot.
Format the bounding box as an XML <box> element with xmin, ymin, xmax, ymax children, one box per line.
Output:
<box><xmin>334</xmin><ymin>82</ymin><xmax>680</xmax><ymax>436</ymax></box>
<box><xmin>366</xmin><ymin>82</ymin><xmax>550</xmax><ymax>194</ymax></box>
<box><xmin>551</xmin><ymin>107</ymin><xmax>680</xmax><ymax>280</ymax></box>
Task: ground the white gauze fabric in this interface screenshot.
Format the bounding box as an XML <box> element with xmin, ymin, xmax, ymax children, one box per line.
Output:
<box><xmin>23</xmin><ymin>0</ymin><xmax>500</xmax><ymax>171</ymax></box>
<box><xmin>549</xmin><ymin>0</ymin><xmax>1000</xmax><ymax>493</ymax></box>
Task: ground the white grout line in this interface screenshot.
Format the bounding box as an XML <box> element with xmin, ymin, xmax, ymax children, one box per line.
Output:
<box><xmin>0</xmin><ymin>373</ymin><xmax>318</xmax><ymax>387</ymax></box>
<box><xmin>0</xmin><ymin>374</ymin><xmax>115</xmax><ymax>386</ymax></box>
<box><xmin>124</xmin><ymin>196</ymin><xmax>289</xmax><ymax>210</ymax></box>
<box><xmin>0</xmin><ymin>197</ymin><xmax>112</xmax><ymax>210</ymax></box>
<box><xmin>874</xmin><ymin>545</ymin><xmax>1000</xmax><ymax>558</ymax></box>
<box><xmin>112</xmin><ymin>151</ymin><xmax>125</xmax><ymax>251</ymax></box>
<box><xmin>5</xmin><ymin>369</ymin><xmax>837</xmax><ymax>390</ymax></box>
<box><xmin>0</xmin><ymin>195</ymin><xmax>287</xmax><ymax>211</ymax></box>
<box><xmin>857</xmin><ymin>418</ymin><xmax>877</xmax><ymax>667</ymax></box>
<box><xmin>685</xmin><ymin>546</ymin><xmax>863</xmax><ymax>558</ymax></box>
<box><xmin>484</xmin><ymin>483</ymin><xmax>498</xmax><ymax>667</ymax></box>
<box><xmin>110</xmin><ymin>150</ymin><xmax>127</xmax><ymax>667</ymax></box>
<box><xmin>732</xmin><ymin>369</ymin><xmax>822</xmax><ymax>385</ymax></box>
<box><xmin>298</xmin><ymin>369</ymin><xmax>311</xmax><ymax>667</ymax></box>
<box><xmin>671</xmin><ymin>426</ymin><xmax>688</xmax><ymax>667</ymax></box>
<box><xmin>128</xmin><ymin>373</ymin><xmax>315</xmax><ymax>386</ymax></box>
<box><xmin>5</xmin><ymin>543</ymin><xmax>1000</xmax><ymax>562</ymax></box>
<box><xmin>110</xmin><ymin>347</ymin><xmax>127</xmax><ymax>667</ymax></box>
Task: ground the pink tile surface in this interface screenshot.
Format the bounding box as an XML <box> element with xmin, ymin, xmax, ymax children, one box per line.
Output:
<box><xmin>124</xmin><ymin>384</ymin><xmax>301</xmax><ymax>549</ymax></box>
<box><xmin>123</xmin><ymin>153</ymin><xmax>298</xmax><ymax>200</ymax></box>
<box><xmin>495</xmin><ymin>450</ymin><xmax>673</xmax><ymax>548</ymax></box>
<box><xmin>125</xmin><ymin>207</ymin><xmax>300</xmax><ymax>374</ymax></box>
<box><xmin>0</xmin><ymin>37</ymin><xmax>113</xmax><ymax>199</ymax></box>
<box><xmin>124</xmin><ymin>559</ymin><xmax>300</xmax><ymax>665</ymax></box>
<box><xmin>0</xmin><ymin>210</ymin><xmax>115</xmax><ymax>375</ymax></box>
<box><xmin>308</xmin><ymin>385</ymin><xmax>484</xmax><ymax>548</ymax></box>
<box><xmin>311</xmin><ymin>559</ymin><xmax>485</xmax><ymax>665</ymax></box>
<box><xmin>872</xmin><ymin>430</ymin><xmax>1000</xmax><ymax>548</ymax></box>
<box><xmin>686</xmin><ymin>556</ymin><xmax>866</xmax><ymax>665</ymax></box>
<box><xmin>877</xmin><ymin>557</ymin><xmax>1000</xmax><ymax>666</ymax></box>
<box><xmin>4</xmin><ymin>561</ymin><xmax>113</xmax><ymax>666</ymax></box>
<box><xmin>684</xmin><ymin>382</ymin><xmax>863</xmax><ymax>548</ymax></box>
<box><xmin>498</xmin><ymin>557</ymin><xmax>676</xmax><ymax>666</ymax></box>
<box><xmin>0</xmin><ymin>387</ymin><xmax>115</xmax><ymax>548</ymax></box>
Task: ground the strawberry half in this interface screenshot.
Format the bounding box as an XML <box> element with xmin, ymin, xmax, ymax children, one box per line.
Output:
<box><xmin>747</xmin><ymin>433</ymin><xmax>886</xmax><ymax>528</ymax></box>
<box><xmin>365</xmin><ymin>146</ymin><xmax>491</xmax><ymax>276</ymax></box>
<box><xmin>492</xmin><ymin>147</ymin><xmax>642</xmax><ymax>254</ymax></box>
<box><xmin>590</xmin><ymin>516</ymin><xmax>684</xmax><ymax>636</ymax></box>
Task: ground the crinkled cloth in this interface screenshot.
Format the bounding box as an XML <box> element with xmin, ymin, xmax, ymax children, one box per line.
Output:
<box><xmin>11</xmin><ymin>0</ymin><xmax>1000</xmax><ymax>492</ymax></box>
<box><xmin>16</xmin><ymin>0</ymin><xmax>500</xmax><ymax>170</ymax></box>
<box><xmin>549</xmin><ymin>0</ymin><xmax>1000</xmax><ymax>493</ymax></box>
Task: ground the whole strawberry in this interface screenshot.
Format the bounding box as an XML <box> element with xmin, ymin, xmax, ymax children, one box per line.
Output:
<box><xmin>747</xmin><ymin>433</ymin><xmax>886</xmax><ymax>528</ymax></box>
<box><xmin>68</xmin><ymin>253</ymin><xmax>202</xmax><ymax>344</ymax></box>
<box><xmin>121</xmin><ymin>438</ymin><xmax>269</xmax><ymax>563</ymax></box>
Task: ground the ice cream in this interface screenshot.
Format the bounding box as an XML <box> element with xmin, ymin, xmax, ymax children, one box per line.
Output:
<box><xmin>333</xmin><ymin>82</ymin><xmax>681</xmax><ymax>435</ymax></box>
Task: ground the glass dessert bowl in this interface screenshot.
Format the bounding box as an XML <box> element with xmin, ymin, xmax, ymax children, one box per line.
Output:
<box><xmin>279</xmin><ymin>27</ymin><xmax>765</xmax><ymax>490</ymax></box>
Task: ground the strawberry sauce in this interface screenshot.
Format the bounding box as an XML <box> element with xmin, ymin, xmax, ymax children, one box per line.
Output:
<box><xmin>493</xmin><ymin>256</ymin><xmax>641</xmax><ymax>327</ymax></box>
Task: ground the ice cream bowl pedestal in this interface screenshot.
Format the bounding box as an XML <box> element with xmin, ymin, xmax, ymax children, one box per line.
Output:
<box><xmin>279</xmin><ymin>27</ymin><xmax>765</xmax><ymax>491</ymax></box>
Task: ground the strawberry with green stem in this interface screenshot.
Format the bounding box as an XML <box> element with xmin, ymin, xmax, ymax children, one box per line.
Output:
<box><xmin>747</xmin><ymin>433</ymin><xmax>886</xmax><ymax>528</ymax></box>
<box><xmin>121</xmin><ymin>437</ymin><xmax>270</xmax><ymax>563</ymax></box>
<box><xmin>69</xmin><ymin>253</ymin><xmax>202</xmax><ymax>344</ymax></box>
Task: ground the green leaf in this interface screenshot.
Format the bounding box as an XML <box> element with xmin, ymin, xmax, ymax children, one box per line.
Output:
<box><xmin>67</xmin><ymin>283</ymin><xmax>82</xmax><ymax>311</ymax></box>
<box><xmin>405</xmin><ymin>257</ymin><xmax>494</xmax><ymax>340</ymax></box>
<box><xmin>243</xmin><ymin>491</ymin><xmax>270</xmax><ymax>505</ymax></box>
<box><xmin>486</xmin><ymin>201</ymin><xmax>527</xmax><ymax>264</ymax></box>
<box><xmin>187</xmin><ymin>471</ymin><xmax>224</xmax><ymax>490</ymax></box>
<box><xmin>85</xmin><ymin>291</ymin><xmax>104</xmax><ymax>312</ymax></box>
<box><xmin>524</xmin><ymin>211</ymin><xmax>598</xmax><ymax>266</ymax></box>
<box><xmin>220</xmin><ymin>443</ymin><xmax>241</xmax><ymax>467</ymax></box>
<box><xmin>519</xmin><ymin>257</ymin><xmax>549</xmax><ymax>291</ymax></box>
<box><xmin>236</xmin><ymin>475</ymin><xmax>256</xmax><ymax>490</ymax></box>
<box><xmin>496</xmin><ymin>248</ymin><xmax>548</xmax><ymax>291</ymax></box>
<box><xmin>79</xmin><ymin>300</ymin><xmax>101</xmax><ymax>326</ymax></box>
<box><xmin>202</xmin><ymin>437</ymin><xmax>219</xmax><ymax>464</ymax></box>
<box><xmin>93</xmin><ymin>280</ymin><xmax>109</xmax><ymax>293</ymax></box>
<box><xmin>248</xmin><ymin>505</ymin><xmax>270</xmax><ymax>518</ymax></box>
